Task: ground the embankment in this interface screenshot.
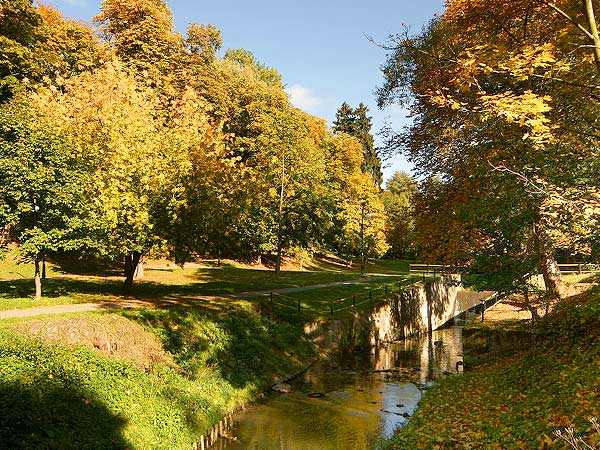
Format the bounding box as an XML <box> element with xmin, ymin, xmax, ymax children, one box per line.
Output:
<box><xmin>0</xmin><ymin>303</ymin><xmax>317</xmax><ymax>450</ymax></box>
<box><xmin>380</xmin><ymin>287</ymin><xmax>600</xmax><ymax>450</ymax></box>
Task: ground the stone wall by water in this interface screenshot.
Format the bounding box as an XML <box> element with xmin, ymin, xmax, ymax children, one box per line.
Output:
<box><xmin>304</xmin><ymin>276</ymin><xmax>463</xmax><ymax>352</ymax></box>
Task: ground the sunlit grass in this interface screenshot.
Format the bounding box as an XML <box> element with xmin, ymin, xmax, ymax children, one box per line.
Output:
<box><xmin>0</xmin><ymin>252</ymin><xmax>413</xmax><ymax>311</ymax></box>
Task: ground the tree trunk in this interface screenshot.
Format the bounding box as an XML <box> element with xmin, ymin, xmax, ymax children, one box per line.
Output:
<box><xmin>523</xmin><ymin>288</ymin><xmax>540</xmax><ymax>322</ymax></box>
<box><xmin>34</xmin><ymin>255</ymin><xmax>42</xmax><ymax>301</ymax></box>
<box><xmin>275</xmin><ymin>152</ymin><xmax>285</xmax><ymax>274</ymax></box>
<box><xmin>533</xmin><ymin>223</ymin><xmax>563</xmax><ymax>300</ymax></box>
<box><xmin>275</xmin><ymin>240</ymin><xmax>283</xmax><ymax>273</ymax></box>
<box><xmin>41</xmin><ymin>253</ymin><xmax>46</xmax><ymax>280</ymax></box>
<box><xmin>134</xmin><ymin>255</ymin><xmax>144</xmax><ymax>279</ymax></box>
<box><xmin>584</xmin><ymin>0</ymin><xmax>600</xmax><ymax>74</ymax></box>
<box><xmin>123</xmin><ymin>251</ymin><xmax>142</xmax><ymax>295</ymax></box>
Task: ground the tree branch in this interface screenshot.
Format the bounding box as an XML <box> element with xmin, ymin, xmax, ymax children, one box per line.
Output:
<box><xmin>539</xmin><ymin>0</ymin><xmax>596</xmax><ymax>40</ymax></box>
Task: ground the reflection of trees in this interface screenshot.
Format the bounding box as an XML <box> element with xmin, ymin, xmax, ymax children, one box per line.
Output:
<box><xmin>229</xmin><ymin>395</ymin><xmax>380</xmax><ymax>450</ymax></box>
<box><xmin>224</xmin><ymin>327</ymin><xmax>466</xmax><ymax>450</ymax></box>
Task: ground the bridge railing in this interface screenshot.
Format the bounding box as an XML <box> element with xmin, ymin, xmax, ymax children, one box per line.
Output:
<box><xmin>411</xmin><ymin>263</ymin><xmax>600</xmax><ymax>276</ymax></box>
<box><xmin>557</xmin><ymin>263</ymin><xmax>600</xmax><ymax>274</ymax></box>
<box><xmin>263</xmin><ymin>278</ymin><xmax>421</xmax><ymax>319</ymax></box>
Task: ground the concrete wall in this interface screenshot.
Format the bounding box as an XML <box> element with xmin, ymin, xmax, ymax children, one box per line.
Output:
<box><xmin>304</xmin><ymin>276</ymin><xmax>464</xmax><ymax>352</ymax></box>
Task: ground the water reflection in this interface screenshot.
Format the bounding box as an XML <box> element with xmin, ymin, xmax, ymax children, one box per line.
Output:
<box><xmin>215</xmin><ymin>327</ymin><xmax>464</xmax><ymax>450</ymax></box>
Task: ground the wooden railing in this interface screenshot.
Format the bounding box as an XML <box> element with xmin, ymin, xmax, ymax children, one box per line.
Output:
<box><xmin>410</xmin><ymin>263</ymin><xmax>600</xmax><ymax>275</ymax></box>
<box><xmin>264</xmin><ymin>278</ymin><xmax>420</xmax><ymax>318</ymax></box>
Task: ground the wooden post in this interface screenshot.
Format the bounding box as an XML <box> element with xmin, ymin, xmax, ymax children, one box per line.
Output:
<box><xmin>481</xmin><ymin>301</ymin><xmax>485</xmax><ymax>322</ymax></box>
<box><xmin>297</xmin><ymin>298</ymin><xmax>301</xmax><ymax>312</ymax></box>
<box><xmin>270</xmin><ymin>291</ymin><xmax>273</xmax><ymax>303</ymax></box>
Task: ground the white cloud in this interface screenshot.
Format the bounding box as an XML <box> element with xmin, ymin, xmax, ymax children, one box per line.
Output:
<box><xmin>60</xmin><ymin>0</ymin><xmax>88</xmax><ymax>7</ymax></box>
<box><xmin>286</xmin><ymin>84</ymin><xmax>323</xmax><ymax>111</ymax></box>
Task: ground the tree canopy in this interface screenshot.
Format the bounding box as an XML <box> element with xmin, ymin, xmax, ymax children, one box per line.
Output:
<box><xmin>0</xmin><ymin>0</ymin><xmax>390</xmax><ymax>296</ymax></box>
<box><xmin>377</xmin><ymin>0</ymin><xmax>600</xmax><ymax>301</ymax></box>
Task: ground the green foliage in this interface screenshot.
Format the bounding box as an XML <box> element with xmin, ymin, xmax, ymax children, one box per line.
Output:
<box><xmin>0</xmin><ymin>330</ymin><xmax>207</xmax><ymax>449</ymax></box>
<box><xmin>0</xmin><ymin>303</ymin><xmax>317</xmax><ymax>450</ymax></box>
<box><xmin>123</xmin><ymin>304</ymin><xmax>316</xmax><ymax>386</ymax></box>
<box><xmin>381</xmin><ymin>171</ymin><xmax>418</xmax><ymax>258</ymax></box>
<box><xmin>333</xmin><ymin>102</ymin><xmax>383</xmax><ymax>187</ymax></box>
<box><xmin>0</xmin><ymin>0</ymin><xmax>41</xmax><ymax>101</ymax></box>
<box><xmin>0</xmin><ymin>99</ymin><xmax>89</xmax><ymax>259</ymax></box>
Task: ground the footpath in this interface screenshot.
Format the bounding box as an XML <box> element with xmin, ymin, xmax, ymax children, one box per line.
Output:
<box><xmin>0</xmin><ymin>274</ymin><xmax>404</xmax><ymax>320</ymax></box>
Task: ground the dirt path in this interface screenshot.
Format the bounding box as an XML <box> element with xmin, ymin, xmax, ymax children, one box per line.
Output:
<box><xmin>0</xmin><ymin>275</ymin><xmax>405</xmax><ymax>320</ymax></box>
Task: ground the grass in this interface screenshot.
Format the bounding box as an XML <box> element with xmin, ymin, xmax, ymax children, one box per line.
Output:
<box><xmin>255</xmin><ymin>276</ymin><xmax>420</xmax><ymax>322</ymax></box>
<box><xmin>0</xmin><ymin>252</ymin><xmax>412</xmax><ymax>311</ymax></box>
<box><xmin>0</xmin><ymin>300</ymin><xmax>317</xmax><ymax>450</ymax></box>
<box><xmin>381</xmin><ymin>287</ymin><xmax>600</xmax><ymax>450</ymax></box>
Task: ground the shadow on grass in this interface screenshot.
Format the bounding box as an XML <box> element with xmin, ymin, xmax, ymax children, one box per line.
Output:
<box><xmin>123</xmin><ymin>302</ymin><xmax>316</xmax><ymax>390</ymax></box>
<box><xmin>0</xmin><ymin>376</ymin><xmax>130</xmax><ymax>450</ymax></box>
<box><xmin>0</xmin><ymin>264</ymin><xmax>361</xmax><ymax>301</ymax></box>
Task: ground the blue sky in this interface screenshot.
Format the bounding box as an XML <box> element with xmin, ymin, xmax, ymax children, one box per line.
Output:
<box><xmin>48</xmin><ymin>0</ymin><xmax>444</xmax><ymax>183</ymax></box>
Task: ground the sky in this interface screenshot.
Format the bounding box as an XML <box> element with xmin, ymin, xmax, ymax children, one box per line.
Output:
<box><xmin>48</xmin><ymin>0</ymin><xmax>444</xmax><ymax>184</ymax></box>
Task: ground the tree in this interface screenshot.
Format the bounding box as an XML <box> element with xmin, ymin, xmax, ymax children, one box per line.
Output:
<box><xmin>255</xmin><ymin>107</ymin><xmax>335</xmax><ymax>272</ymax></box>
<box><xmin>333</xmin><ymin>102</ymin><xmax>383</xmax><ymax>188</ymax></box>
<box><xmin>33</xmin><ymin>62</ymin><xmax>183</xmax><ymax>293</ymax></box>
<box><xmin>0</xmin><ymin>2</ymin><xmax>102</xmax><ymax>102</ymax></box>
<box><xmin>185</xmin><ymin>23</ymin><xmax>222</xmax><ymax>64</ymax></box>
<box><xmin>0</xmin><ymin>98</ymin><xmax>89</xmax><ymax>299</ymax></box>
<box><xmin>36</xmin><ymin>5</ymin><xmax>104</xmax><ymax>78</ymax></box>
<box><xmin>95</xmin><ymin>0</ymin><xmax>182</xmax><ymax>78</ymax></box>
<box><xmin>376</xmin><ymin>1</ymin><xmax>600</xmax><ymax>301</ymax></box>
<box><xmin>0</xmin><ymin>0</ymin><xmax>41</xmax><ymax>101</ymax></box>
<box><xmin>381</xmin><ymin>171</ymin><xmax>417</xmax><ymax>258</ymax></box>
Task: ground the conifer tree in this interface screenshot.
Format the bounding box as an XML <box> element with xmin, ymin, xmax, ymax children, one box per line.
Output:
<box><xmin>332</xmin><ymin>102</ymin><xmax>383</xmax><ymax>188</ymax></box>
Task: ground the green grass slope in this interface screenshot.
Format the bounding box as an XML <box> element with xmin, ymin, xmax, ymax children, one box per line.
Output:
<box><xmin>0</xmin><ymin>302</ymin><xmax>316</xmax><ymax>450</ymax></box>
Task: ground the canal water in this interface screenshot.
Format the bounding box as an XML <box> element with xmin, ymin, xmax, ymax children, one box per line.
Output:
<box><xmin>213</xmin><ymin>327</ymin><xmax>465</xmax><ymax>450</ymax></box>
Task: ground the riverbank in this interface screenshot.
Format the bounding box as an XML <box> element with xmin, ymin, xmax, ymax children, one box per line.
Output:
<box><xmin>381</xmin><ymin>287</ymin><xmax>600</xmax><ymax>449</ymax></box>
<box><xmin>0</xmin><ymin>302</ymin><xmax>318</xmax><ymax>450</ymax></box>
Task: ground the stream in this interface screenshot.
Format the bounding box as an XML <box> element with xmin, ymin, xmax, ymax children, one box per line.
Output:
<box><xmin>213</xmin><ymin>326</ymin><xmax>465</xmax><ymax>450</ymax></box>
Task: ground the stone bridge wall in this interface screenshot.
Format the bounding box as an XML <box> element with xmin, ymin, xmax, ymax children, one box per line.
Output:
<box><xmin>305</xmin><ymin>275</ymin><xmax>466</xmax><ymax>352</ymax></box>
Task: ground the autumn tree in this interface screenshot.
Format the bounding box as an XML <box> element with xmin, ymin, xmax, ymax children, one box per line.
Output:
<box><xmin>325</xmin><ymin>132</ymin><xmax>388</xmax><ymax>266</ymax></box>
<box><xmin>377</xmin><ymin>1</ymin><xmax>600</xmax><ymax>301</ymax></box>
<box><xmin>95</xmin><ymin>0</ymin><xmax>182</xmax><ymax>78</ymax></box>
<box><xmin>33</xmin><ymin>62</ymin><xmax>183</xmax><ymax>293</ymax></box>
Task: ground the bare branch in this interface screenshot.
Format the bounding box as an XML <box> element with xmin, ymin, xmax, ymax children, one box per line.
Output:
<box><xmin>539</xmin><ymin>0</ymin><xmax>596</xmax><ymax>41</ymax></box>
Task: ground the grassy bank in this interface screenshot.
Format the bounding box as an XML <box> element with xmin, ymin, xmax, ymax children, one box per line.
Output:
<box><xmin>0</xmin><ymin>301</ymin><xmax>317</xmax><ymax>449</ymax></box>
<box><xmin>381</xmin><ymin>289</ymin><xmax>600</xmax><ymax>450</ymax></box>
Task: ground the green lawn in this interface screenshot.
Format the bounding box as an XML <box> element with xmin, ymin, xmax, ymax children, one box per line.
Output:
<box><xmin>0</xmin><ymin>252</ymin><xmax>412</xmax><ymax>311</ymax></box>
